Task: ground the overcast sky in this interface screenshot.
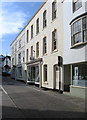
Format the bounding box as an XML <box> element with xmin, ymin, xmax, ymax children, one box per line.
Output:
<box><xmin>0</xmin><ymin>2</ymin><xmax>43</xmax><ymax>56</ymax></box>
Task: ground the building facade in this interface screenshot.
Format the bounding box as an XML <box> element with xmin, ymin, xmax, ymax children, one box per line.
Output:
<box><xmin>11</xmin><ymin>28</ymin><xmax>26</xmax><ymax>80</ymax></box>
<box><xmin>3</xmin><ymin>56</ymin><xmax>11</xmax><ymax>74</ymax></box>
<box><xmin>63</xmin><ymin>0</ymin><xmax>87</xmax><ymax>98</ymax></box>
<box><xmin>11</xmin><ymin>0</ymin><xmax>63</xmax><ymax>91</ymax></box>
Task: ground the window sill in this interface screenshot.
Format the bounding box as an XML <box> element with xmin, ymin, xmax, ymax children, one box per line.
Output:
<box><xmin>70</xmin><ymin>85</ymin><xmax>87</xmax><ymax>89</ymax></box>
<box><xmin>71</xmin><ymin>41</ymin><xmax>87</xmax><ymax>49</ymax></box>
<box><xmin>51</xmin><ymin>49</ymin><xmax>58</xmax><ymax>54</ymax></box>
<box><xmin>43</xmin><ymin>81</ymin><xmax>48</xmax><ymax>85</ymax></box>
<box><xmin>36</xmin><ymin>32</ymin><xmax>40</xmax><ymax>36</ymax></box>
<box><xmin>43</xmin><ymin>53</ymin><xmax>47</xmax><ymax>57</ymax></box>
<box><xmin>42</xmin><ymin>26</ymin><xmax>47</xmax><ymax>31</ymax></box>
<box><xmin>51</xmin><ymin>17</ymin><xmax>57</xmax><ymax>23</ymax></box>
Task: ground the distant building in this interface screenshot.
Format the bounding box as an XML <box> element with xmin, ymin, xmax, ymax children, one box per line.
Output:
<box><xmin>0</xmin><ymin>55</ymin><xmax>11</xmax><ymax>75</ymax></box>
<box><xmin>0</xmin><ymin>55</ymin><xmax>5</xmax><ymax>74</ymax></box>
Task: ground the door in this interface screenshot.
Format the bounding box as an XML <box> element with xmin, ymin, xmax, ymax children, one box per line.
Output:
<box><xmin>54</xmin><ymin>65</ymin><xmax>59</xmax><ymax>90</ymax></box>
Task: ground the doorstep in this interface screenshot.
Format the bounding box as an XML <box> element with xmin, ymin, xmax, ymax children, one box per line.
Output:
<box><xmin>63</xmin><ymin>91</ymin><xmax>71</xmax><ymax>96</ymax></box>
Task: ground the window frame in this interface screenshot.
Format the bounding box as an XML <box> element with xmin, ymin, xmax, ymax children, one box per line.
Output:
<box><xmin>52</xmin><ymin>29</ymin><xmax>57</xmax><ymax>51</ymax></box>
<box><xmin>27</xmin><ymin>30</ymin><xmax>29</xmax><ymax>43</ymax></box>
<box><xmin>43</xmin><ymin>36</ymin><xmax>47</xmax><ymax>55</ymax></box>
<box><xmin>36</xmin><ymin>42</ymin><xmax>39</xmax><ymax>58</ymax></box>
<box><xmin>43</xmin><ymin>10</ymin><xmax>47</xmax><ymax>28</ymax></box>
<box><xmin>52</xmin><ymin>0</ymin><xmax>57</xmax><ymax>20</ymax></box>
<box><xmin>44</xmin><ymin>64</ymin><xmax>47</xmax><ymax>82</ymax></box>
<box><xmin>36</xmin><ymin>18</ymin><xmax>39</xmax><ymax>34</ymax></box>
<box><xmin>31</xmin><ymin>46</ymin><xmax>33</xmax><ymax>57</ymax></box>
<box><xmin>71</xmin><ymin>15</ymin><xmax>87</xmax><ymax>47</ymax></box>
<box><xmin>73</xmin><ymin>0</ymin><xmax>82</xmax><ymax>13</ymax></box>
<box><xmin>31</xmin><ymin>25</ymin><xmax>33</xmax><ymax>39</ymax></box>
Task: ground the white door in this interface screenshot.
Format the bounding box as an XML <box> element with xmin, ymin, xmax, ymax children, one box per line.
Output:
<box><xmin>55</xmin><ymin>66</ymin><xmax>59</xmax><ymax>89</ymax></box>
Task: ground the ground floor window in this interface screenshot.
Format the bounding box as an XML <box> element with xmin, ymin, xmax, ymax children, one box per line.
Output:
<box><xmin>18</xmin><ymin>66</ymin><xmax>22</xmax><ymax>78</ymax></box>
<box><xmin>72</xmin><ymin>63</ymin><xmax>87</xmax><ymax>87</ymax></box>
<box><xmin>44</xmin><ymin>65</ymin><xmax>47</xmax><ymax>82</ymax></box>
<box><xmin>27</xmin><ymin>64</ymin><xmax>40</xmax><ymax>82</ymax></box>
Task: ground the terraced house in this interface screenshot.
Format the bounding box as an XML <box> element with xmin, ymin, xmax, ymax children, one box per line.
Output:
<box><xmin>11</xmin><ymin>0</ymin><xmax>87</xmax><ymax>98</ymax></box>
<box><xmin>11</xmin><ymin>0</ymin><xmax>63</xmax><ymax>91</ymax></box>
<box><xmin>63</xmin><ymin>0</ymin><xmax>87</xmax><ymax>98</ymax></box>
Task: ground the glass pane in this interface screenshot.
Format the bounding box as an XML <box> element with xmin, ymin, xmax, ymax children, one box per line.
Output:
<box><xmin>73</xmin><ymin>32</ymin><xmax>82</xmax><ymax>44</ymax></box>
<box><xmin>84</xmin><ymin>30</ymin><xmax>87</xmax><ymax>42</ymax></box>
<box><xmin>72</xmin><ymin>63</ymin><xmax>87</xmax><ymax>87</ymax></box>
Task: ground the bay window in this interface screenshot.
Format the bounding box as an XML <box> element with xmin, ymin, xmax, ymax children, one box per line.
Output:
<box><xmin>71</xmin><ymin>15</ymin><xmax>87</xmax><ymax>46</ymax></box>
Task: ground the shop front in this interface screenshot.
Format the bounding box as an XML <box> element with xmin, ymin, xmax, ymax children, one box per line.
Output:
<box><xmin>27</xmin><ymin>58</ymin><xmax>42</xmax><ymax>87</ymax></box>
<box><xmin>64</xmin><ymin>62</ymin><xmax>87</xmax><ymax>98</ymax></box>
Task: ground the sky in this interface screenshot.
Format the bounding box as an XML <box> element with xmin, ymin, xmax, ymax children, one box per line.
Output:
<box><xmin>0</xmin><ymin>1</ymin><xmax>43</xmax><ymax>56</ymax></box>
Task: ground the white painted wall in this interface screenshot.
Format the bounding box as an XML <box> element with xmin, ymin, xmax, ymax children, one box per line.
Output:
<box><xmin>63</xmin><ymin>0</ymin><xmax>87</xmax><ymax>65</ymax></box>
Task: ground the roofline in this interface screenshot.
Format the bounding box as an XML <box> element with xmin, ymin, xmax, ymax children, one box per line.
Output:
<box><xmin>10</xmin><ymin>0</ymin><xmax>47</xmax><ymax>47</ymax></box>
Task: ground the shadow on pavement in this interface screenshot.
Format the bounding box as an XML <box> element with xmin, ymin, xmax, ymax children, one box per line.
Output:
<box><xmin>2</xmin><ymin>106</ymin><xmax>86</xmax><ymax>119</ymax></box>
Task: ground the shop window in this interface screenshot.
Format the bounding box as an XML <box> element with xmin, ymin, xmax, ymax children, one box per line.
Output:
<box><xmin>18</xmin><ymin>67</ymin><xmax>22</xmax><ymax>77</ymax></box>
<box><xmin>72</xmin><ymin>63</ymin><xmax>87</xmax><ymax>87</ymax></box>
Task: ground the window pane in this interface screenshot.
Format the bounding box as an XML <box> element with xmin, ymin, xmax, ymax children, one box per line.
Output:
<box><xmin>73</xmin><ymin>0</ymin><xmax>82</xmax><ymax>12</ymax></box>
<box><xmin>73</xmin><ymin>32</ymin><xmax>81</xmax><ymax>44</ymax></box>
<box><xmin>52</xmin><ymin>30</ymin><xmax>57</xmax><ymax>51</ymax></box>
<box><xmin>43</xmin><ymin>37</ymin><xmax>47</xmax><ymax>54</ymax></box>
<box><xmin>83</xmin><ymin>17</ymin><xmax>87</xmax><ymax>29</ymax></box>
<box><xmin>72</xmin><ymin>63</ymin><xmax>87</xmax><ymax>87</ymax></box>
<box><xmin>84</xmin><ymin>30</ymin><xmax>87</xmax><ymax>42</ymax></box>
<box><xmin>44</xmin><ymin>65</ymin><xmax>47</xmax><ymax>82</ymax></box>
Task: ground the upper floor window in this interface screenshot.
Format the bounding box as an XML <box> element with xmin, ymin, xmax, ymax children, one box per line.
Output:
<box><xmin>73</xmin><ymin>0</ymin><xmax>82</xmax><ymax>12</ymax></box>
<box><xmin>15</xmin><ymin>42</ymin><xmax>17</xmax><ymax>52</ymax></box>
<box><xmin>31</xmin><ymin>46</ymin><xmax>33</xmax><ymax>57</ymax></box>
<box><xmin>31</xmin><ymin>25</ymin><xmax>33</xmax><ymax>39</ymax></box>
<box><xmin>12</xmin><ymin>47</ymin><xmax>14</xmax><ymax>54</ymax></box>
<box><xmin>52</xmin><ymin>0</ymin><xmax>57</xmax><ymax>20</ymax></box>
<box><xmin>52</xmin><ymin>29</ymin><xmax>57</xmax><ymax>51</ymax></box>
<box><xmin>12</xmin><ymin>58</ymin><xmax>14</xmax><ymax>66</ymax></box>
<box><xmin>15</xmin><ymin>54</ymin><xmax>16</xmax><ymax>65</ymax></box>
<box><xmin>71</xmin><ymin>15</ymin><xmax>87</xmax><ymax>46</ymax></box>
<box><xmin>19</xmin><ymin>40</ymin><xmax>21</xmax><ymax>48</ymax></box>
<box><xmin>18</xmin><ymin>53</ymin><xmax>21</xmax><ymax>63</ymax></box>
<box><xmin>36</xmin><ymin>18</ymin><xmax>39</xmax><ymax>34</ymax></box>
<box><xmin>26</xmin><ymin>49</ymin><xmax>28</xmax><ymax>62</ymax></box>
<box><xmin>27</xmin><ymin>30</ymin><xmax>29</xmax><ymax>43</ymax></box>
<box><xmin>43</xmin><ymin>10</ymin><xmax>47</xmax><ymax>28</ymax></box>
<box><xmin>43</xmin><ymin>37</ymin><xmax>47</xmax><ymax>55</ymax></box>
<box><xmin>36</xmin><ymin>42</ymin><xmax>39</xmax><ymax>57</ymax></box>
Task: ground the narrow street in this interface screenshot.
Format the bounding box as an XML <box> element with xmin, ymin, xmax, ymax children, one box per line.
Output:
<box><xmin>1</xmin><ymin>76</ymin><xmax>86</xmax><ymax>119</ymax></box>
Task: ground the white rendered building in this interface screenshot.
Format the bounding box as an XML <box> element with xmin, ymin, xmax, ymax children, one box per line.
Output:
<box><xmin>11</xmin><ymin>0</ymin><xmax>63</xmax><ymax>91</ymax></box>
<box><xmin>63</xmin><ymin>0</ymin><xmax>87</xmax><ymax>98</ymax></box>
<box><xmin>11</xmin><ymin>28</ymin><xmax>26</xmax><ymax>80</ymax></box>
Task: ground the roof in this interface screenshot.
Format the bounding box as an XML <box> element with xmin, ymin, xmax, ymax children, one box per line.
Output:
<box><xmin>10</xmin><ymin>0</ymin><xmax>47</xmax><ymax>46</ymax></box>
<box><xmin>3</xmin><ymin>56</ymin><xmax>11</xmax><ymax>61</ymax></box>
